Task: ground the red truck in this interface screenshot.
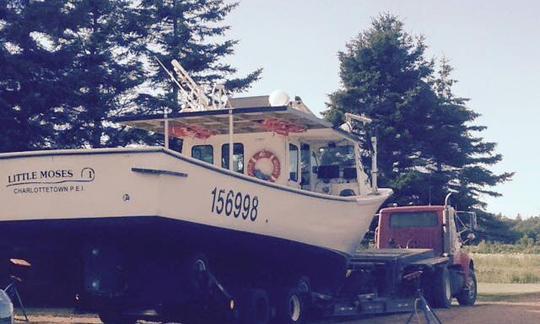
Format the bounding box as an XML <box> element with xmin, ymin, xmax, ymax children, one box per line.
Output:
<box><xmin>277</xmin><ymin>194</ymin><xmax>480</xmax><ymax>323</ymax></box>
<box><xmin>376</xmin><ymin>195</ymin><xmax>478</xmax><ymax>308</ymax></box>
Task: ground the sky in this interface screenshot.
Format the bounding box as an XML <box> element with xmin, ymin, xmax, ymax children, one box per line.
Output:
<box><xmin>223</xmin><ymin>0</ymin><xmax>540</xmax><ymax>217</ymax></box>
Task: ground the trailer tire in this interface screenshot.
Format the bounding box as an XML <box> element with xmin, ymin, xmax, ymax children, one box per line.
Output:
<box><xmin>457</xmin><ymin>269</ymin><xmax>477</xmax><ymax>306</ymax></box>
<box><xmin>430</xmin><ymin>266</ymin><xmax>452</xmax><ymax>308</ymax></box>
<box><xmin>238</xmin><ymin>289</ymin><xmax>271</xmax><ymax>324</ymax></box>
<box><xmin>272</xmin><ymin>287</ymin><xmax>310</xmax><ymax>323</ymax></box>
<box><xmin>181</xmin><ymin>253</ymin><xmax>211</xmax><ymax>298</ymax></box>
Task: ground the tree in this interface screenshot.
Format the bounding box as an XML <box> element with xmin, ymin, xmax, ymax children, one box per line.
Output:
<box><xmin>0</xmin><ymin>0</ymin><xmax>68</xmax><ymax>152</ymax></box>
<box><xmin>137</xmin><ymin>0</ymin><xmax>261</xmax><ymax>114</ymax></box>
<box><xmin>51</xmin><ymin>0</ymin><xmax>150</xmax><ymax>148</ymax></box>
<box><xmin>1</xmin><ymin>0</ymin><xmax>260</xmax><ymax>151</ymax></box>
<box><xmin>432</xmin><ymin>59</ymin><xmax>513</xmax><ymax>210</ymax></box>
<box><xmin>325</xmin><ymin>14</ymin><xmax>512</xmax><ymax>212</ymax></box>
<box><xmin>475</xmin><ymin>211</ymin><xmax>519</xmax><ymax>243</ymax></box>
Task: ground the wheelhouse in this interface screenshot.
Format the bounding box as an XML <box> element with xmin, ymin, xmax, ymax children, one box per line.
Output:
<box><xmin>118</xmin><ymin>96</ymin><xmax>376</xmax><ymax>197</ymax></box>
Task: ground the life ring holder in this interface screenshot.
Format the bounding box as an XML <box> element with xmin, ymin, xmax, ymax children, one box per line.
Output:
<box><xmin>247</xmin><ymin>150</ymin><xmax>281</xmax><ymax>182</ymax></box>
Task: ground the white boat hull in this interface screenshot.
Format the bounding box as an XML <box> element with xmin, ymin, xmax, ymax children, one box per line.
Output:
<box><xmin>0</xmin><ymin>147</ymin><xmax>391</xmax><ymax>256</ymax></box>
<box><xmin>0</xmin><ymin>148</ymin><xmax>391</xmax><ymax>254</ymax></box>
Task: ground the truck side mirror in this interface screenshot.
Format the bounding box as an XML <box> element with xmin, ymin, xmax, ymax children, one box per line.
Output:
<box><xmin>462</xmin><ymin>232</ymin><xmax>476</xmax><ymax>245</ymax></box>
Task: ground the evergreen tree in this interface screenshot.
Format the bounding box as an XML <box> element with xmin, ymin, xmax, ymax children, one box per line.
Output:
<box><xmin>476</xmin><ymin>211</ymin><xmax>519</xmax><ymax>243</ymax></box>
<box><xmin>137</xmin><ymin>0</ymin><xmax>262</xmax><ymax>114</ymax></box>
<box><xmin>432</xmin><ymin>59</ymin><xmax>513</xmax><ymax>210</ymax></box>
<box><xmin>325</xmin><ymin>14</ymin><xmax>512</xmax><ymax>211</ymax></box>
<box><xmin>2</xmin><ymin>0</ymin><xmax>258</xmax><ymax>151</ymax></box>
<box><xmin>53</xmin><ymin>0</ymin><xmax>149</xmax><ymax>148</ymax></box>
<box><xmin>0</xmin><ymin>0</ymin><xmax>67</xmax><ymax>152</ymax></box>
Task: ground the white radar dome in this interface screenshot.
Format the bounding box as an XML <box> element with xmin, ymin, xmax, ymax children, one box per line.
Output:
<box><xmin>269</xmin><ymin>90</ymin><xmax>290</xmax><ymax>106</ymax></box>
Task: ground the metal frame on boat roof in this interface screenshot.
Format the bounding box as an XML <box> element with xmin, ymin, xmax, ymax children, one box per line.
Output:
<box><xmin>115</xmin><ymin>105</ymin><xmax>362</xmax><ymax>143</ymax></box>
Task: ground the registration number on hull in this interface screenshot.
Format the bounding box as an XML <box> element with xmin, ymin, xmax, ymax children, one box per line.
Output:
<box><xmin>210</xmin><ymin>187</ymin><xmax>259</xmax><ymax>221</ymax></box>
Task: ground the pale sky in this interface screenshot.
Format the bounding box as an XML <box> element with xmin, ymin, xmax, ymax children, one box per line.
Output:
<box><xmin>223</xmin><ymin>0</ymin><xmax>540</xmax><ymax>217</ymax></box>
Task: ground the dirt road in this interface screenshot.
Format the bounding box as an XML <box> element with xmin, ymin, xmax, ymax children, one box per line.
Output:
<box><xmin>340</xmin><ymin>287</ymin><xmax>540</xmax><ymax>324</ymax></box>
<box><xmin>13</xmin><ymin>291</ymin><xmax>540</xmax><ymax>324</ymax></box>
<box><xmin>349</xmin><ymin>297</ymin><xmax>540</xmax><ymax>324</ymax></box>
<box><xmin>15</xmin><ymin>299</ymin><xmax>540</xmax><ymax>324</ymax></box>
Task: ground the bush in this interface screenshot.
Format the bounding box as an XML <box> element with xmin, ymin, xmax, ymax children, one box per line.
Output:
<box><xmin>465</xmin><ymin>241</ymin><xmax>540</xmax><ymax>254</ymax></box>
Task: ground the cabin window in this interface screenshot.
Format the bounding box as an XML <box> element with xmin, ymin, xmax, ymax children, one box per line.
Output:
<box><xmin>221</xmin><ymin>143</ymin><xmax>244</xmax><ymax>173</ymax></box>
<box><xmin>169</xmin><ymin>138</ymin><xmax>183</xmax><ymax>153</ymax></box>
<box><xmin>319</xmin><ymin>145</ymin><xmax>355</xmax><ymax>167</ymax></box>
<box><xmin>289</xmin><ymin>144</ymin><xmax>299</xmax><ymax>182</ymax></box>
<box><xmin>316</xmin><ymin>145</ymin><xmax>355</xmax><ymax>180</ymax></box>
<box><xmin>300</xmin><ymin>144</ymin><xmax>311</xmax><ymax>186</ymax></box>
<box><xmin>191</xmin><ymin>145</ymin><xmax>214</xmax><ymax>164</ymax></box>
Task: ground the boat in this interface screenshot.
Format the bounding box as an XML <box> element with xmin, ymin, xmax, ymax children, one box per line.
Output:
<box><xmin>0</xmin><ymin>60</ymin><xmax>392</xmax><ymax>309</ymax></box>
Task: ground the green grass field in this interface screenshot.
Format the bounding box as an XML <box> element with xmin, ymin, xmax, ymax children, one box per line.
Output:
<box><xmin>472</xmin><ymin>253</ymin><xmax>540</xmax><ymax>284</ymax></box>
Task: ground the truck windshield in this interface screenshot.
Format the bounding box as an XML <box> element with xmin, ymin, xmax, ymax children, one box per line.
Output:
<box><xmin>390</xmin><ymin>212</ymin><xmax>438</xmax><ymax>228</ymax></box>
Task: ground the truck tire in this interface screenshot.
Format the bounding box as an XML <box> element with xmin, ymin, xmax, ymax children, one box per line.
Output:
<box><xmin>238</xmin><ymin>289</ymin><xmax>271</xmax><ymax>324</ymax></box>
<box><xmin>457</xmin><ymin>269</ymin><xmax>477</xmax><ymax>306</ymax></box>
<box><xmin>430</xmin><ymin>266</ymin><xmax>452</xmax><ymax>308</ymax></box>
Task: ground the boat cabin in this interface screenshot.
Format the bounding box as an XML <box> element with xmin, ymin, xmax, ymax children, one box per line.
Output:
<box><xmin>119</xmin><ymin>95</ymin><xmax>375</xmax><ymax>197</ymax></box>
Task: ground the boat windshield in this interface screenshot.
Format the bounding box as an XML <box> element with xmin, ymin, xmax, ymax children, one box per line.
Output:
<box><xmin>314</xmin><ymin>145</ymin><xmax>357</xmax><ymax>182</ymax></box>
<box><xmin>318</xmin><ymin>145</ymin><xmax>355</xmax><ymax>168</ymax></box>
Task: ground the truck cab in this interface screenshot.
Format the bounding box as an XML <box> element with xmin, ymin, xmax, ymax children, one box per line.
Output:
<box><xmin>375</xmin><ymin>203</ymin><xmax>478</xmax><ymax>308</ymax></box>
<box><xmin>377</xmin><ymin>206</ymin><xmax>445</xmax><ymax>254</ymax></box>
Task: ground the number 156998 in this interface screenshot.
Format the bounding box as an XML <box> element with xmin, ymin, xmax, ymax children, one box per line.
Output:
<box><xmin>210</xmin><ymin>187</ymin><xmax>259</xmax><ymax>221</ymax></box>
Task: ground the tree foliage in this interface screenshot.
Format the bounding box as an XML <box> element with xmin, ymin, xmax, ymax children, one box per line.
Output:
<box><xmin>325</xmin><ymin>14</ymin><xmax>512</xmax><ymax>213</ymax></box>
<box><xmin>136</xmin><ymin>0</ymin><xmax>262</xmax><ymax>114</ymax></box>
<box><xmin>0</xmin><ymin>0</ymin><xmax>259</xmax><ymax>151</ymax></box>
<box><xmin>0</xmin><ymin>0</ymin><xmax>67</xmax><ymax>152</ymax></box>
<box><xmin>53</xmin><ymin>0</ymin><xmax>150</xmax><ymax>148</ymax></box>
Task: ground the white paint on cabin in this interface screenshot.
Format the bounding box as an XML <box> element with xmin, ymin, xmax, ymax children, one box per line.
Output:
<box><xmin>182</xmin><ymin>128</ymin><xmax>371</xmax><ymax>196</ymax></box>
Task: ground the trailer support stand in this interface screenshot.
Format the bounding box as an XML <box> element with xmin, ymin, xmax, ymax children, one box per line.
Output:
<box><xmin>4</xmin><ymin>281</ymin><xmax>29</xmax><ymax>322</ymax></box>
<box><xmin>405</xmin><ymin>289</ymin><xmax>442</xmax><ymax>324</ymax></box>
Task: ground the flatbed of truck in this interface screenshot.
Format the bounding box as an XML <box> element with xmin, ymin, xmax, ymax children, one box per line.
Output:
<box><xmin>350</xmin><ymin>248</ymin><xmax>446</xmax><ymax>265</ymax></box>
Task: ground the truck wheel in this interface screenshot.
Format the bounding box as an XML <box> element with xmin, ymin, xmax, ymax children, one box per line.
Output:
<box><xmin>430</xmin><ymin>266</ymin><xmax>452</xmax><ymax>308</ymax></box>
<box><xmin>238</xmin><ymin>289</ymin><xmax>271</xmax><ymax>324</ymax></box>
<box><xmin>457</xmin><ymin>269</ymin><xmax>477</xmax><ymax>306</ymax></box>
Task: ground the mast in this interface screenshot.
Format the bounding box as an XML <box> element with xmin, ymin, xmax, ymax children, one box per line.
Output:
<box><xmin>345</xmin><ymin>113</ymin><xmax>378</xmax><ymax>195</ymax></box>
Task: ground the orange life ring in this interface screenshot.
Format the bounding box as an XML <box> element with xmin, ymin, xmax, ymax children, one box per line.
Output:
<box><xmin>247</xmin><ymin>150</ymin><xmax>281</xmax><ymax>182</ymax></box>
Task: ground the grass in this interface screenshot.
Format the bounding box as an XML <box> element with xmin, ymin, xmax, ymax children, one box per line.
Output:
<box><xmin>477</xmin><ymin>283</ymin><xmax>540</xmax><ymax>302</ymax></box>
<box><xmin>472</xmin><ymin>253</ymin><xmax>540</xmax><ymax>284</ymax></box>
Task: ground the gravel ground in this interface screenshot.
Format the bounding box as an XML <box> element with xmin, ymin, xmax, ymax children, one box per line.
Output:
<box><xmin>12</xmin><ymin>286</ymin><xmax>540</xmax><ymax>323</ymax></box>
<box><xmin>14</xmin><ymin>299</ymin><xmax>540</xmax><ymax>324</ymax></box>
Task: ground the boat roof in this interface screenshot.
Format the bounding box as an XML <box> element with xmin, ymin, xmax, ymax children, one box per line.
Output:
<box><xmin>116</xmin><ymin>104</ymin><xmax>361</xmax><ymax>142</ymax></box>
